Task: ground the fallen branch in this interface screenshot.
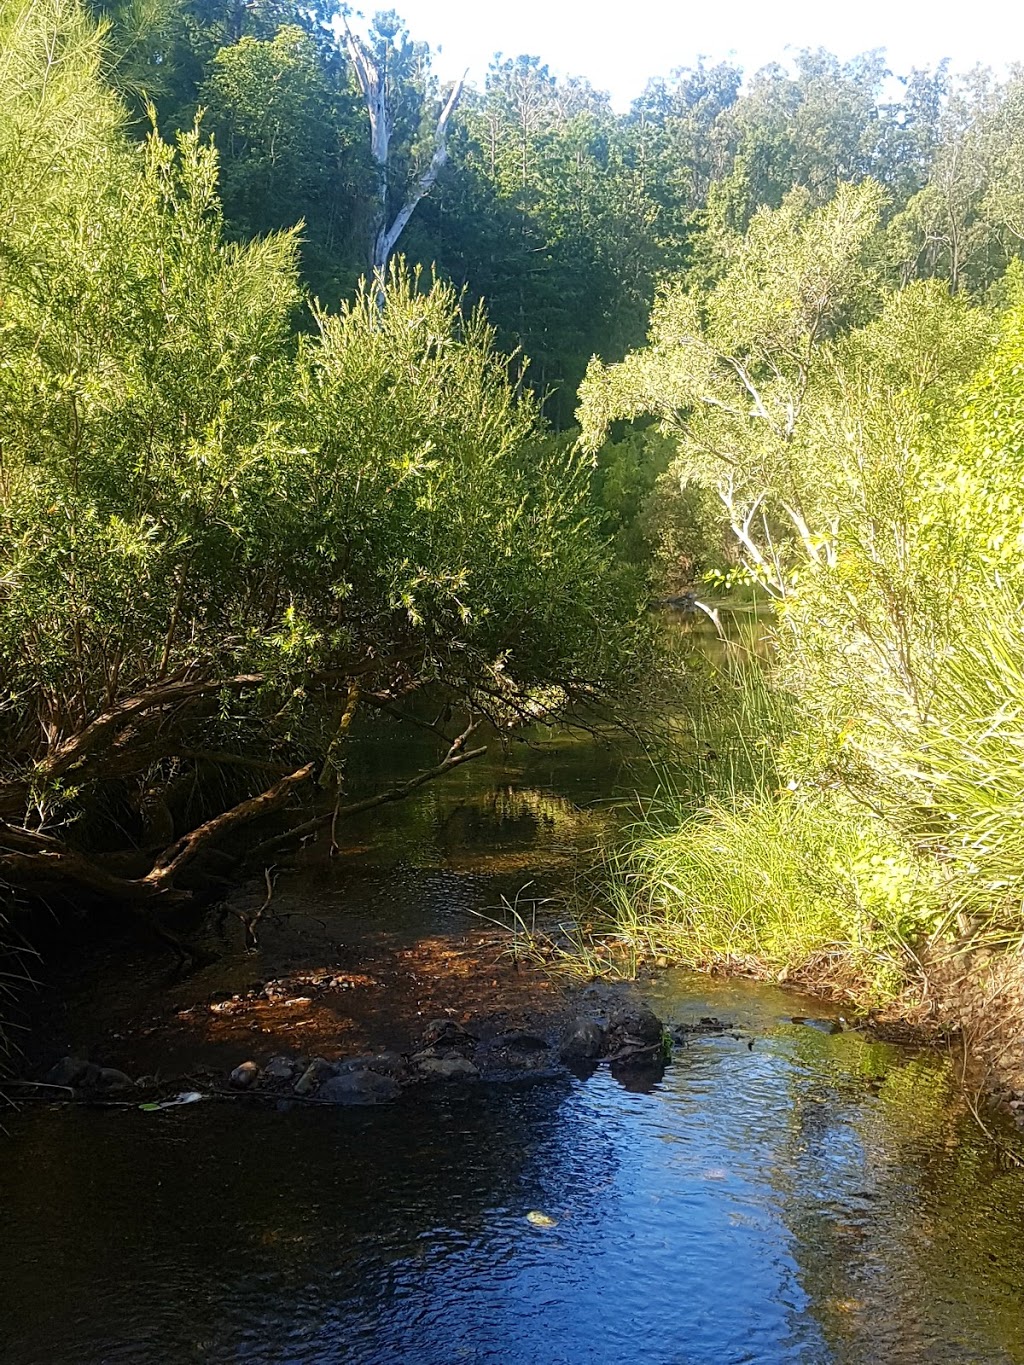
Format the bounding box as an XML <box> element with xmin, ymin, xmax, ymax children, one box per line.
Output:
<box><xmin>145</xmin><ymin>763</ymin><xmax>315</xmax><ymax>887</ymax></box>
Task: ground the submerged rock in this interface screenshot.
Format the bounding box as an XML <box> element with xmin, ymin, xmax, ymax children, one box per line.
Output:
<box><xmin>318</xmin><ymin>1071</ymin><xmax>402</xmax><ymax>1106</ymax></box>
<box><xmin>414</xmin><ymin>1055</ymin><xmax>480</xmax><ymax>1081</ymax></box>
<box><xmin>336</xmin><ymin>1052</ymin><xmax>408</xmax><ymax>1080</ymax></box>
<box><xmin>477</xmin><ymin>1032</ymin><xmax>556</xmax><ymax>1079</ymax></box>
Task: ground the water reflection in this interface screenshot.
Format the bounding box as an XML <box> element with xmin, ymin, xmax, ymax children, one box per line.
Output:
<box><xmin>3</xmin><ymin>1005</ymin><xmax>1024</xmax><ymax>1364</ymax></box>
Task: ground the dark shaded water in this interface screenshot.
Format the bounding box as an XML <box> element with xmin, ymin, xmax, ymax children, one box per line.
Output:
<box><xmin>3</xmin><ymin>721</ymin><xmax>1024</xmax><ymax>1364</ymax></box>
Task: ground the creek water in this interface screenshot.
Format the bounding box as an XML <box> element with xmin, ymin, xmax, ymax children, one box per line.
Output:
<box><xmin>3</xmin><ymin>715</ymin><xmax>1024</xmax><ymax>1364</ymax></box>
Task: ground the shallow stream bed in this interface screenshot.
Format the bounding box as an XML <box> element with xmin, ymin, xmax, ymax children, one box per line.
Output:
<box><xmin>3</xmin><ymin>726</ymin><xmax>1024</xmax><ymax>1363</ymax></box>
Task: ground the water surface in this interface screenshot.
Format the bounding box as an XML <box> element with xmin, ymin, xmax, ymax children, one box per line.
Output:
<box><xmin>3</xmin><ymin>713</ymin><xmax>1024</xmax><ymax>1364</ymax></box>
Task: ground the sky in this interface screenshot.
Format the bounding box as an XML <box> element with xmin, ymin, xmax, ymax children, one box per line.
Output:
<box><xmin>347</xmin><ymin>0</ymin><xmax>1018</xmax><ymax>108</ymax></box>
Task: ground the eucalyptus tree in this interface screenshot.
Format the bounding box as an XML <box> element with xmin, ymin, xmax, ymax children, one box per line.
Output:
<box><xmin>579</xmin><ymin>177</ymin><xmax>1003</xmax><ymax>820</ymax></box>
<box><xmin>884</xmin><ymin>69</ymin><xmax>1024</xmax><ymax>294</ymax></box>
<box><xmin>341</xmin><ymin>8</ymin><xmax>465</xmax><ymax>279</ymax></box>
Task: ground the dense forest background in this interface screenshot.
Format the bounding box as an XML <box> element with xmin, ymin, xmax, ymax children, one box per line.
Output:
<box><xmin>89</xmin><ymin>0</ymin><xmax>1024</xmax><ymax>577</ymax></box>
<box><xmin>99</xmin><ymin>4</ymin><xmax>1024</xmax><ymax>377</ymax></box>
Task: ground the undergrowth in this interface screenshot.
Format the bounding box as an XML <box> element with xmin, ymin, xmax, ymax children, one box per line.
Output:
<box><xmin>564</xmin><ymin>626</ymin><xmax>949</xmax><ymax>1007</ymax></box>
<box><xmin>603</xmin><ymin>790</ymin><xmax>942</xmax><ymax>1006</ymax></box>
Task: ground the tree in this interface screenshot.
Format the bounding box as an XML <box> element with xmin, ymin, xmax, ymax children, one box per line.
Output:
<box><xmin>342</xmin><ymin>9</ymin><xmax>465</xmax><ymax>280</ymax></box>
<box><xmin>0</xmin><ymin>0</ymin><xmax>648</xmax><ymax>939</ymax></box>
<box><xmin>578</xmin><ymin>180</ymin><xmax>890</xmax><ymax>590</ymax></box>
<box><xmin>200</xmin><ymin>24</ymin><xmax>369</xmax><ymax>295</ymax></box>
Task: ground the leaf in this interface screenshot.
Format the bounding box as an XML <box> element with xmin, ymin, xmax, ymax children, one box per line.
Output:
<box><xmin>526</xmin><ymin>1210</ymin><xmax>557</xmax><ymax>1227</ymax></box>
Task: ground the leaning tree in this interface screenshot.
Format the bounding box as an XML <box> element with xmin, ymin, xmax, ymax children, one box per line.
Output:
<box><xmin>0</xmin><ymin>0</ymin><xmax>648</xmax><ymax>952</ymax></box>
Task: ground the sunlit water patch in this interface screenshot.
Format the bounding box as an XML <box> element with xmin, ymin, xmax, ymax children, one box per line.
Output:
<box><xmin>3</xmin><ymin>986</ymin><xmax>1023</xmax><ymax>1364</ymax></box>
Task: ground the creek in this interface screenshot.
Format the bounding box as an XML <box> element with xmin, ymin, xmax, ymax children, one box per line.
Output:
<box><xmin>2</xmin><ymin>715</ymin><xmax>1024</xmax><ymax>1364</ymax></box>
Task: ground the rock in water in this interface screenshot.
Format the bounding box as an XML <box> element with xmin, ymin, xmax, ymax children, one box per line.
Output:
<box><xmin>417</xmin><ymin>1019</ymin><xmax>478</xmax><ymax>1057</ymax></box>
<box><xmin>293</xmin><ymin>1058</ymin><xmax>333</xmax><ymax>1097</ymax></box>
<box><xmin>605</xmin><ymin>1005</ymin><xmax>667</xmax><ymax>1067</ymax></box>
<box><xmin>318</xmin><ymin>1071</ymin><xmax>402</xmax><ymax>1106</ymax></box>
<box><xmin>559</xmin><ymin>1019</ymin><xmax>605</xmax><ymax>1062</ymax></box>
<box><xmin>229</xmin><ymin>1061</ymin><xmax>260</xmax><ymax>1090</ymax></box>
<box><xmin>336</xmin><ymin>1053</ymin><xmax>408</xmax><ymax>1080</ymax></box>
<box><xmin>414</xmin><ymin>1055</ymin><xmax>480</xmax><ymax>1081</ymax></box>
<box><xmin>607</xmin><ymin>1005</ymin><xmax>664</xmax><ymax>1045</ymax></box>
<box><xmin>262</xmin><ymin>1056</ymin><xmax>298</xmax><ymax>1082</ymax></box>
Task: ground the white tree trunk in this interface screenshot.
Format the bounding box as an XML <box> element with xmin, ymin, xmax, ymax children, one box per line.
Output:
<box><xmin>343</xmin><ymin>22</ymin><xmax>465</xmax><ymax>291</ymax></box>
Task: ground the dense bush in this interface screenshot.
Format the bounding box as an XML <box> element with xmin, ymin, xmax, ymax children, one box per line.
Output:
<box><xmin>0</xmin><ymin>0</ymin><xmax>648</xmax><ymax>916</ymax></box>
<box><xmin>581</xmin><ymin>188</ymin><xmax>1024</xmax><ymax>998</ymax></box>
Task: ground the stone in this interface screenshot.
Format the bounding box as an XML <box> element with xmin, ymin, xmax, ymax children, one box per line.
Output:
<box><xmin>415</xmin><ymin>1055</ymin><xmax>479</xmax><ymax>1081</ymax></box>
<box><xmin>607</xmin><ymin>1005</ymin><xmax>664</xmax><ymax>1045</ymax></box>
<box><xmin>318</xmin><ymin>1071</ymin><xmax>402</xmax><ymax>1106</ymax></box>
<box><xmin>293</xmin><ymin>1058</ymin><xmax>333</xmax><ymax>1096</ymax></box>
<box><xmin>262</xmin><ymin>1056</ymin><xmax>298</xmax><ymax>1082</ymax></box>
<box><xmin>229</xmin><ymin>1061</ymin><xmax>260</xmax><ymax>1090</ymax></box>
<box><xmin>336</xmin><ymin>1052</ymin><xmax>408</xmax><ymax>1079</ymax></box>
<box><xmin>43</xmin><ymin>1056</ymin><xmax>93</xmax><ymax>1089</ymax></box>
<box><xmin>559</xmin><ymin>1019</ymin><xmax>605</xmax><ymax>1062</ymax></box>
<box><xmin>419</xmin><ymin>1018</ymin><xmax>476</xmax><ymax>1053</ymax></box>
<box><xmin>93</xmin><ymin>1067</ymin><xmax>136</xmax><ymax>1094</ymax></box>
<box><xmin>493</xmin><ymin>1031</ymin><xmax>549</xmax><ymax>1052</ymax></box>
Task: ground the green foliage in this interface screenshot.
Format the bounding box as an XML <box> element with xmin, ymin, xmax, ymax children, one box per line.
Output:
<box><xmin>578</xmin><ymin>181</ymin><xmax>891</xmax><ymax>590</ymax></box>
<box><xmin>0</xmin><ymin>0</ymin><xmax>648</xmax><ymax>849</ymax></box>
<box><xmin>583</xmin><ymin>167</ymin><xmax>1024</xmax><ymax>997</ymax></box>
<box><xmin>608</xmin><ymin>789</ymin><xmax>941</xmax><ymax>1002</ymax></box>
<box><xmin>69</xmin><ymin>0</ymin><xmax>1024</xmax><ymax>452</ymax></box>
<box><xmin>199</xmin><ymin>25</ymin><xmax>369</xmax><ymax>293</ymax></box>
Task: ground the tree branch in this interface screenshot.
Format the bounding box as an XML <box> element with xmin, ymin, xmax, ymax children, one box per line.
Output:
<box><xmin>246</xmin><ymin>740</ymin><xmax>486</xmax><ymax>863</ymax></box>
<box><xmin>145</xmin><ymin>763</ymin><xmax>315</xmax><ymax>886</ymax></box>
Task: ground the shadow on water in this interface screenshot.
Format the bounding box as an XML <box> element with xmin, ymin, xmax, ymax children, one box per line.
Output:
<box><xmin>4</xmin><ymin>710</ymin><xmax>1024</xmax><ymax>1363</ymax></box>
<box><xmin>3</xmin><ymin>1003</ymin><xmax>1024</xmax><ymax>1364</ymax></box>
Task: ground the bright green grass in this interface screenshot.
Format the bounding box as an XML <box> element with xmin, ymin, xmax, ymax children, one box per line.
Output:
<box><xmin>605</xmin><ymin>789</ymin><xmax>943</xmax><ymax>1004</ymax></box>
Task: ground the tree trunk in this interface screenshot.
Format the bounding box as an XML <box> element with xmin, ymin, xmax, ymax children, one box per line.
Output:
<box><xmin>343</xmin><ymin>22</ymin><xmax>465</xmax><ymax>290</ymax></box>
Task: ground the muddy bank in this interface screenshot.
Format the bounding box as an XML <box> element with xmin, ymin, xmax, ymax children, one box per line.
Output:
<box><xmin>917</xmin><ymin>943</ymin><xmax>1024</xmax><ymax>1129</ymax></box>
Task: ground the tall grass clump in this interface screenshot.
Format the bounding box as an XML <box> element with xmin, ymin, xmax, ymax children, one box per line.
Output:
<box><xmin>607</xmin><ymin>786</ymin><xmax>942</xmax><ymax>1004</ymax></box>
<box><xmin>601</xmin><ymin>643</ymin><xmax>944</xmax><ymax>1003</ymax></box>
<box><xmin>916</xmin><ymin>594</ymin><xmax>1024</xmax><ymax>943</ymax></box>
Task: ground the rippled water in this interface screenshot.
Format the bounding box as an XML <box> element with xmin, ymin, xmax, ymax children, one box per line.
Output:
<box><xmin>3</xmin><ymin>998</ymin><xmax>1024</xmax><ymax>1364</ymax></box>
<box><xmin>3</xmin><ymin>712</ymin><xmax>1024</xmax><ymax>1363</ymax></box>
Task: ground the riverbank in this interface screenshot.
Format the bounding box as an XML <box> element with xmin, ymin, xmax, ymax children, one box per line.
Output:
<box><xmin>5</xmin><ymin>712</ymin><xmax>1023</xmax><ymax>1137</ymax></box>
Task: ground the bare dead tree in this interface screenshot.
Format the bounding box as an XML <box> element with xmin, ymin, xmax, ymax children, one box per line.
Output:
<box><xmin>342</xmin><ymin>17</ymin><xmax>466</xmax><ymax>286</ymax></box>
